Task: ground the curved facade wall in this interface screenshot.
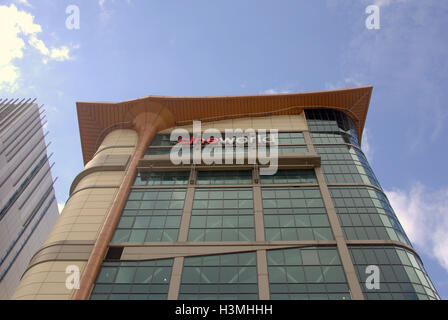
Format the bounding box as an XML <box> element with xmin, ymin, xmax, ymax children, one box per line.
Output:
<box><xmin>12</xmin><ymin>129</ymin><xmax>137</xmax><ymax>299</ymax></box>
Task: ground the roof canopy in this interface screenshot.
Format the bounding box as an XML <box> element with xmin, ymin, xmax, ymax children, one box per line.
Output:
<box><xmin>76</xmin><ymin>86</ymin><xmax>373</xmax><ymax>165</ymax></box>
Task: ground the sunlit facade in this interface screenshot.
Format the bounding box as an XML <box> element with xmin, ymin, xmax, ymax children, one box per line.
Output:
<box><xmin>0</xmin><ymin>98</ymin><xmax>59</xmax><ymax>299</ymax></box>
<box><xmin>12</xmin><ymin>88</ymin><xmax>439</xmax><ymax>300</ymax></box>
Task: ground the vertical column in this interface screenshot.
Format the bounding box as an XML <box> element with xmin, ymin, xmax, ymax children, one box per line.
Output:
<box><xmin>257</xmin><ymin>250</ymin><xmax>270</xmax><ymax>300</ymax></box>
<box><xmin>177</xmin><ymin>167</ymin><xmax>196</xmax><ymax>242</ymax></box>
<box><xmin>252</xmin><ymin>166</ymin><xmax>270</xmax><ymax>299</ymax></box>
<box><xmin>315</xmin><ymin>168</ymin><xmax>364</xmax><ymax>300</ymax></box>
<box><xmin>252</xmin><ymin>166</ymin><xmax>265</xmax><ymax>242</ymax></box>
<box><xmin>302</xmin><ymin>130</ymin><xmax>315</xmax><ymax>154</ymax></box>
<box><xmin>167</xmin><ymin>257</ymin><xmax>184</xmax><ymax>300</ymax></box>
<box><xmin>305</xmin><ymin>128</ymin><xmax>364</xmax><ymax>299</ymax></box>
<box><xmin>73</xmin><ymin>112</ymin><xmax>161</xmax><ymax>300</ymax></box>
<box><xmin>167</xmin><ymin>167</ymin><xmax>196</xmax><ymax>300</ymax></box>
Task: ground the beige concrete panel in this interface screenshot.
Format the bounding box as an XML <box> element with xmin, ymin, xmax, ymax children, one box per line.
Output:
<box><xmin>12</xmin><ymin>261</ymin><xmax>86</xmax><ymax>300</ymax></box>
<box><xmin>98</xmin><ymin>129</ymin><xmax>138</xmax><ymax>150</ymax></box>
<box><xmin>73</xmin><ymin>171</ymin><xmax>125</xmax><ymax>193</ymax></box>
<box><xmin>95</xmin><ymin>147</ymin><xmax>136</xmax><ymax>157</ymax></box>
<box><xmin>13</xmin><ymin>128</ymin><xmax>136</xmax><ymax>300</ymax></box>
<box><xmin>43</xmin><ymin>188</ymin><xmax>119</xmax><ymax>245</ymax></box>
<box><xmin>159</xmin><ymin>114</ymin><xmax>308</xmax><ymax>133</ymax></box>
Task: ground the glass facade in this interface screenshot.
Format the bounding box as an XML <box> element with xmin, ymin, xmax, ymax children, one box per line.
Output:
<box><xmin>260</xmin><ymin>169</ymin><xmax>317</xmax><ymax>184</ymax></box>
<box><xmin>329</xmin><ymin>186</ymin><xmax>410</xmax><ymax>244</ymax></box>
<box><xmin>90</xmin><ymin>259</ymin><xmax>173</xmax><ymax>300</ymax></box>
<box><xmin>196</xmin><ymin>170</ymin><xmax>252</xmax><ymax>185</ymax></box>
<box><xmin>267</xmin><ymin>247</ymin><xmax>350</xmax><ymax>300</ymax></box>
<box><xmin>349</xmin><ymin>246</ymin><xmax>439</xmax><ymax>300</ymax></box>
<box><xmin>134</xmin><ymin>171</ymin><xmax>189</xmax><ymax>186</ymax></box>
<box><xmin>90</xmin><ymin>110</ymin><xmax>439</xmax><ymax>300</ymax></box>
<box><xmin>179</xmin><ymin>252</ymin><xmax>258</xmax><ymax>300</ymax></box>
<box><xmin>111</xmin><ymin>189</ymin><xmax>186</xmax><ymax>243</ymax></box>
<box><xmin>262</xmin><ymin>187</ymin><xmax>333</xmax><ymax>241</ymax></box>
<box><xmin>189</xmin><ymin>188</ymin><xmax>255</xmax><ymax>242</ymax></box>
<box><xmin>316</xmin><ymin>145</ymin><xmax>380</xmax><ymax>187</ymax></box>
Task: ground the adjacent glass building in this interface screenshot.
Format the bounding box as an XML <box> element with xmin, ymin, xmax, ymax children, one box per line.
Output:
<box><xmin>0</xmin><ymin>98</ymin><xmax>59</xmax><ymax>299</ymax></box>
<box><xmin>12</xmin><ymin>87</ymin><xmax>440</xmax><ymax>300</ymax></box>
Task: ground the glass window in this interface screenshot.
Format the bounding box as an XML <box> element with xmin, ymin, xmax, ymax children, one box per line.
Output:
<box><xmin>112</xmin><ymin>189</ymin><xmax>186</xmax><ymax>243</ymax></box>
<box><xmin>261</xmin><ymin>170</ymin><xmax>317</xmax><ymax>185</ymax></box>
<box><xmin>315</xmin><ymin>145</ymin><xmax>380</xmax><ymax>188</ymax></box>
<box><xmin>188</xmin><ymin>188</ymin><xmax>255</xmax><ymax>242</ymax></box>
<box><xmin>262</xmin><ymin>187</ymin><xmax>333</xmax><ymax>241</ymax></box>
<box><xmin>349</xmin><ymin>246</ymin><xmax>439</xmax><ymax>300</ymax></box>
<box><xmin>134</xmin><ymin>171</ymin><xmax>189</xmax><ymax>186</ymax></box>
<box><xmin>329</xmin><ymin>186</ymin><xmax>411</xmax><ymax>245</ymax></box>
<box><xmin>305</xmin><ymin>109</ymin><xmax>359</xmax><ymax>146</ymax></box>
<box><xmin>267</xmin><ymin>247</ymin><xmax>350</xmax><ymax>300</ymax></box>
<box><xmin>179</xmin><ymin>252</ymin><xmax>258</xmax><ymax>300</ymax></box>
<box><xmin>90</xmin><ymin>259</ymin><xmax>173</xmax><ymax>300</ymax></box>
<box><xmin>196</xmin><ymin>170</ymin><xmax>252</xmax><ymax>185</ymax></box>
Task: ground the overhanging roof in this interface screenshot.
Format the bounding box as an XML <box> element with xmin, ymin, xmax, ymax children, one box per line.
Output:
<box><xmin>76</xmin><ymin>86</ymin><xmax>373</xmax><ymax>165</ymax></box>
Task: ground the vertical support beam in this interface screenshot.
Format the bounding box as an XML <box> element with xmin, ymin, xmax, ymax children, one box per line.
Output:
<box><xmin>315</xmin><ymin>167</ymin><xmax>364</xmax><ymax>300</ymax></box>
<box><xmin>252</xmin><ymin>166</ymin><xmax>265</xmax><ymax>242</ymax></box>
<box><xmin>177</xmin><ymin>167</ymin><xmax>196</xmax><ymax>242</ymax></box>
<box><xmin>303</xmin><ymin>126</ymin><xmax>364</xmax><ymax>300</ymax></box>
<box><xmin>302</xmin><ymin>130</ymin><xmax>315</xmax><ymax>154</ymax></box>
<box><xmin>305</xmin><ymin>129</ymin><xmax>363</xmax><ymax>299</ymax></box>
<box><xmin>257</xmin><ymin>250</ymin><xmax>270</xmax><ymax>300</ymax></box>
<box><xmin>167</xmin><ymin>257</ymin><xmax>184</xmax><ymax>300</ymax></box>
<box><xmin>73</xmin><ymin>111</ymin><xmax>165</xmax><ymax>300</ymax></box>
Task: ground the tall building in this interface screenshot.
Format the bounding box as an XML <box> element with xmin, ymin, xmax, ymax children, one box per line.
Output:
<box><xmin>0</xmin><ymin>98</ymin><xmax>59</xmax><ymax>299</ymax></box>
<box><xmin>13</xmin><ymin>87</ymin><xmax>439</xmax><ymax>300</ymax></box>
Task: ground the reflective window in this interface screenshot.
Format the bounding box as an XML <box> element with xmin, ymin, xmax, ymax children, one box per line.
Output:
<box><xmin>189</xmin><ymin>188</ymin><xmax>255</xmax><ymax>242</ymax></box>
<box><xmin>112</xmin><ymin>189</ymin><xmax>186</xmax><ymax>243</ymax></box>
<box><xmin>261</xmin><ymin>170</ymin><xmax>317</xmax><ymax>185</ymax></box>
<box><xmin>196</xmin><ymin>170</ymin><xmax>252</xmax><ymax>185</ymax></box>
<box><xmin>262</xmin><ymin>187</ymin><xmax>333</xmax><ymax>241</ymax></box>
<box><xmin>90</xmin><ymin>259</ymin><xmax>173</xmax><ymax>300</ymax></box>
<box><xmin>329</xmin><ymin>186</ymin><xmax>410</xmax><ymax>245</ymax></box>
<box><xmin>179</xmin><ymin>252</ymin><xmax>258</xmax><ymax>300</ymax></box>
<box><xmin>315</xmin><ymin>145</ymin><xmax>380</xmax><ymax>188</ymax></box>
<box><xmin>305</xmin><ymin>109</ymin><xmax>359</xmax><ymax>146</ymax></box>
<box><xmin>311</xmin><ymin>132</ymin><xmax>346</xmax><ymax>144</ymax></box>
<box><xmin>134</xmin><ymin>171</ymin><xmax>189</xmax><ymax>186</ymax></box>
<box><xmin>267</xmin><ymin>247</ymin><xmax>350</xmax><ymax>300</ymax></box>
<box><xmin>278</xmin><ymin>145</ymin><xmax>308</xmax><ymax>153</ymax></box>
<box><xmin>349</xmin><ymin>246</ymin><xmax>439</xmax><ymax>300</ymax></box>
<box><xmin>149</xmin><ymin>134</ymin><xmax>176</xmax><ymax>146</ymax></box>
<box><xmin>276</xmin><ymin>132</ymin><xmax>306</xmax><ymax>145</ymax></box>
<box><xmin>145</xmin><ymin>147</ymin><xmax>172</xmax><ymax>155</ymax></box>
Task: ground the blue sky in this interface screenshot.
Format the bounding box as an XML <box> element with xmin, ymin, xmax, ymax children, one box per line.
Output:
<box><xmin>1</xmin><ymin>0</ymin><xmax>447</xmax><ymax>299</ymax></box>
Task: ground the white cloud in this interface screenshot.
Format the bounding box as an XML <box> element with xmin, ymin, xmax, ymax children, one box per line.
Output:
<box><xmin>14</xmin><ymin>0</ymin><xmax>32</xmax><ymax>8</ymax></box>
<box><xmin>0</xmin><ymin>4</ymin><xmax>75</xmax><ymax>91</ymax></box>
<box><xmin>98</xmin><ymin>0</ymin><xmax>132</xmax><ymax>26</ymax></box>
<box><xmin>386</xmin><ymin>183</ymin><xmax>448</xmax><ymax>272</ymax></box>
<box><xmin>260</xmin><ymin>88</ymin><xmax>291</xmax><ymax>94</ymax></box>
<box><xmin>373</xmin><ymin>0</ymin><xmax>410</xmax><ymax>7</ymax></box>
<box><xmin>361</xmin><ymin>127</ymin><xmax>373</xmax><ymax>163</ymax></box>
<box><xmin>325</xmin><ymin>76</ymin><xmax>366</xmax><ymax>91</ymax></box>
